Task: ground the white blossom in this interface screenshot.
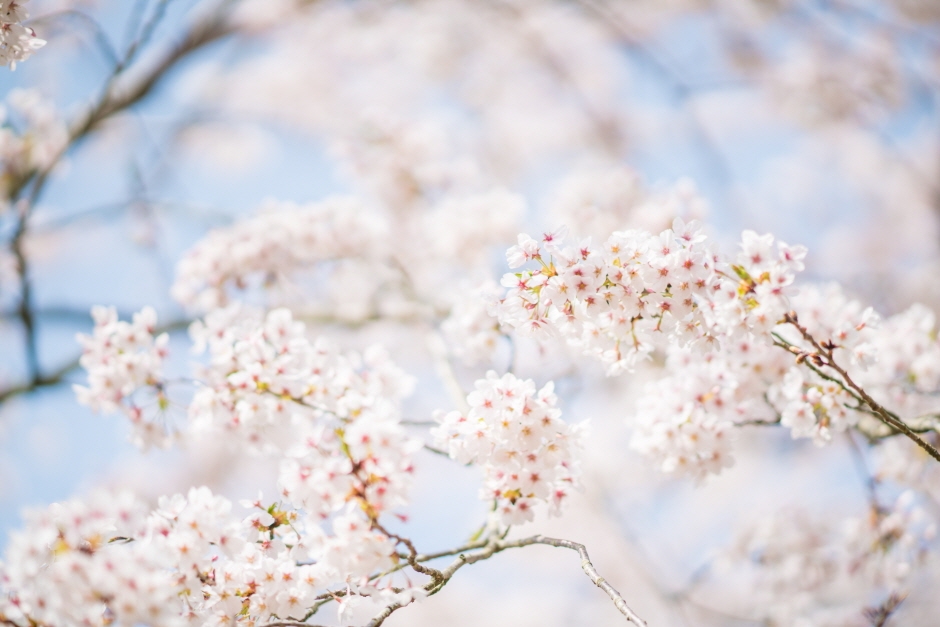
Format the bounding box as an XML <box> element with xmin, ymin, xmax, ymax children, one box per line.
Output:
<box><xmin>433</xmin><ymin>371</ymin><xmax>583</xmax><ymax>524</ymax></box>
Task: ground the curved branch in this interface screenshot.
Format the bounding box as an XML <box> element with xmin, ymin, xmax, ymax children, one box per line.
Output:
<box><xmin>365</xmin><ymin>533</ymin><xmax>647</xmax><ymax>627</ymax></box>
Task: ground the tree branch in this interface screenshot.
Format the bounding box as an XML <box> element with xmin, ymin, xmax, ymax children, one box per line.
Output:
<box><xmin>778</xmin><ymin>312</ymin><xmax>940</xmax><ymax>464</ymax></box>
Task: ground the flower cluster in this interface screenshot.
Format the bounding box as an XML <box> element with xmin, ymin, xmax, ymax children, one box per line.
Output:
<box><xmin>171</xmin><ymin>197</ymin><xmax>387</xmax><ymax>312</ymax></box>
<box><xmin>494</xmin><ymin>221</ymin><xmax>936</xmax><ymax>478</ymax></box>
<box><xmin>73</xmin><ymin>306</ymin><xmax>170</xmax><ymax>446</ymax></box>
<box><xmin>433</xmin><ymin>371</ymin><xmax>582</xmax><ymax>525</ymax></box>
<box><xmin>0</xmin><ymin>491</ymin><xmax>181</xmax><ymax>627</ymax></box>
<box><xmin>0</xmin><ymin>486</ymin><xmax>423</xmax><ymax>627</ymax></box>
<box><xmin>630</xmin><ymin>347</ymin><xmax>750</xmax><ymax>481</ymax></box>
<box><xmin>860</xmin><ymin>303</ymin><xmax>940</xmax><ymax>419</ymax></box>
<box><xmin>142</xmin><ymin>472</ymin><xmax>417</xmax><ymax>625</ymax></box>
<box><xmin>0</xmin><ymin>1</ymin><xmax>43</xmax><ymax>69</ymax></box>
<box><xmin>497</xmin><ymin>220</ymin><xmax>806</xmax><ymax>375</ymax></box>
<box><xmin>189</xmin><ymin>306</ymin><xmax>419</xmax><ymax>519</ymax></box>
<box><xmin>145</xmin><ymin>487</ymin><xmax>334</xmax><ymax>626</ymax></box>
<box><xmin>628</xmin><ymin>278</ymin><xmax>940</xmax><ymax>479</ymax></box>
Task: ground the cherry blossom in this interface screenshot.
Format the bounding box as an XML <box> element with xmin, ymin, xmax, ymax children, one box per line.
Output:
<box><xmin>73</xmin><ymin>306</ymin><xmax>171</xmax><ymax>448</ymax></box>
<box><xmin>0</xmin><ymin>1</ymin><xmax>43</xmax><ymax>69</ymax></box>
<box><xmin>433</xmin><ymin>371</ymin><xmax>583</xmax><ymax>524</ymax></box>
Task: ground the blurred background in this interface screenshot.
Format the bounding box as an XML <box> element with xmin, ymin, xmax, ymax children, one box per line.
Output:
<box><xmin>2</xmin><ymin>0</ymin><xmax>940</xmax><ymax>624</ymax></box>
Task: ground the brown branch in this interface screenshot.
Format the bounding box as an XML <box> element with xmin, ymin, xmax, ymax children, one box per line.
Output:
<box><xmin>364</xmin><ymin>533</ymin><xmax>647</xmax><ymax>627</ymax></box>
<box><xmin>67</xmin><ymin>2</ymin><xmax>238</xmax><ymax>146</ymax></box>
<box><xmin>779</xmin><ymin>312</ymin><xmax>940</xmax><ymax>464</ymax></box>
<box><xmin>371</xmin><ymin>521</ymin><xmax>444</xmax><ymax>585</ymax></box>
<box><xmin>10</xmin><ymin>201</ymin><xmax>38</xmax><ymax>381</ymax></box>
<box><xmin>863</xmin><ymin>591</ymin><xmax>907</xmax><ymax>627</ymax></box>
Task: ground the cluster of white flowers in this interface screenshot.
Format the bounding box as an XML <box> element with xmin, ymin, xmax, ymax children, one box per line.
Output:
<box><xmin>73</xmin><ymin>306</ymin><xmax>170</xmax><ymax>446</ymax></box>
<box><xmin>495</xmin><ymin>221</ymin><xmax>940</xmax><ymax>477</ymax></box>
<box><xmin>189</xmin><ymin>306</ymin><xmax>419</xmax><ymax>519</ymax></box>
<box><xmin>767</xmin><ymin>285</ymin><xmax>940</xmax><ymax>444</ymax></box>
<box><xmin>147</xmin><ymin>464</ymin><xmax>419</xmax><ymax>625</ymax></box>
<box><xmin>0</xmin><ymin>1</ymin><xmax>43</xmax><ymax>69</ymax></box>
<box><xmin>172</xmin><ymin>197</ymin><xmax>387</xmax><ymax>312</ymax></box>
<box><xmin>0</xmin><ymin>491</ymin><xmax>181</xmax><ymax>627</ymax></box>
<box><xmin>433</xmin><ymin>371</ymin><xmax>582</xmax><ymax>525</ymax></box>
<box><xmin>145</xmin><ymin>487</ymin><xmax>372</xmax><ymax>627</ymax></box>
<box><xmin>497</xmin><ymin>220</ymin><xmax>806</xmax><ymax>375</ymax></box>
<box><xmin>728</xmin><ymin>493</ymin><xmax>934</xmax><ymax>625</ymax></box>
<box><xmin>0</xmin><ymin>89</ymin><xmax>66</xmax><ymax>210</ymax></box>
<box><xmin>0</xmin><ymin>485</ymin><xmax>425</xmax><ymax>627</ymax></box>
<box><xmin>628</xmin><ymin>277</ymin><xmax>940</xmax><ymax>478</ymax></box>
<box><xmin>861</xmin><ymin>303</ymin><xmax>940</xmax><ymax>417</ymax></box>
<box><xmin>630</xmin><ymin>347</ymin><xmax>756</xmax><ymax>481</ymax></box>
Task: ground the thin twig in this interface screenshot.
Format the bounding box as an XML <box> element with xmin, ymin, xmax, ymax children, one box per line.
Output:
<box><xmin>523</xmin><ymin>536</ymin><xmax>648</xmax><ymax>626</ymax></box>
<box><xmin>381</xmin><ymin>534</ymin><xmax>646</xmax><ymax>626</ymax></box>
<box><xmin>422</xmin><ymin>443</ymin><xmax>450</xmax><ymax>457</ymax></box>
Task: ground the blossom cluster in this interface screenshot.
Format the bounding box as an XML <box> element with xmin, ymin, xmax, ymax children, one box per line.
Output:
<box><xmin>0</xmin><ymin>486</ymin><xmax>422</xmax><ymax>627</ymax></box>
<box><xmin>145</xmin><ymin>487</ymin><xmax>409</xmax><ymax>626</ymax></box>
<box><xmin>188</xmin><ymin>306</ymin><xmax>419</xmax><ymax>519</ymax></box>
<box><xmin>433</xmin><ymin>371</ymin><xmax>582</xmax><ymax>525</ymax></box>
<box><xmin>0</xmin><ymin>1</ymin><xmax>43</xmax><ymax>69</ymax></box>
<box><xmin>497</xmin><ymin>220</ymin><xmax>806</xmax><ymax>374</ymax></box>
<box><xmin>630</xmin><ymin>347</ymin><xmax>752</xmax><ymax>481</ymax></box>
<box><xmin>73</xmin><ymin>306</ymin><xmax>170</xmax><ymax>446</ymax></box>
<box><xmin>0</xmin><ymin>491</ymin><xmax>181</xmax><ymax>627</ymax></box>
<box><xmin>68</xmin><ymin>303</ymin><xmax>425</xmax><ymax>619</ymax></box>
<box><xmin>495</xmin><ymin>221</ymin><xmax>939</xmax><ymax>479</ymax></box>
<box><xmin>859</xmin><ymin>303</ymin><xmax>940</xmax><ymax>419</ymax></box>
